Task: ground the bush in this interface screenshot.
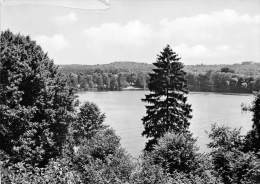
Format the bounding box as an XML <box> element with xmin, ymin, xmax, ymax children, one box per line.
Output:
<box><xmin>2</xmin><ymin>158</ymin><xmax>81</xmax><ymax>184</ymax></box>
<box><xmin>149</xmin><ymin>132</ymin><xmax>200</xmax><ymax>174</ymax></box>
<box><xmin>72</xmin><ymin>102</ymin><xmax>106</xmax><ymax>145</ymax></box>
<box><xmin>73</xmin><ymin>128</ymin><xmax>133</xmax><ymax>184</ymax></box>
<box><xmin>131</xmin><ymin>132</ymin><xmax>220</xmax><ymax>183</ymax></box>
<box><xmin>208</xmin><ymin>124</ymin><xmax>259</xmax><ymax>184</ymax></box>
<box><xmin>130</xmin><ymin>156</ymin><xmax>173</xmax><ymax>184</ymax></box>
<box><xmin>130</xmin><ymin>154</ymin><xmax>221</xmax><ymax>184</ymax></box>
<box><xmin>208</xmin><ymin>124</ymin><xmax>244</xmax><ymax>151</ymax></box>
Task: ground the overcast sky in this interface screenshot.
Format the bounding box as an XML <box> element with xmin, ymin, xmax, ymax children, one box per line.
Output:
<box><xmin>2</xmin><ymin>0</ymin><xmax>260</xmax><ymax>65</ymax></box>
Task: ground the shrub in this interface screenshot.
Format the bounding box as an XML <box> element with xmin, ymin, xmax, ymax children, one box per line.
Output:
<box><xmin>149</xmin><ymin>132</ymin><xmax>200</xmax><ymax>174</ymax></box>
<box><xmin>130</xmin><ymin>156</ymin><xmax>173</xmax><ymax>184</ymax></box>
<box><xmin>73</xmin><ymin>128</ymin><xmax>133</xmax><ymax>184</ymax></box>
<box><xmin>208</xmin><ymin>124</ymin><xmax>259</xmax><ymax>184</ymax></box>
<box><xmin>132</xmin><ymin>132</ymin><xmax>220</xmax><ymax>183</ymax></box>
<box><xmin>2</xmin><ymin>159</ymin><xmax>81</xmax><ymax>184</ymax></box>
<box><xmin>72</xmin><ymin>102</ymin><xmax>106</xmax><ymax>145</ymax></box>
<box><xmin>130</xmin><ymin>154</ymin><xmax>221</xmax><ymax>184</ymax></box>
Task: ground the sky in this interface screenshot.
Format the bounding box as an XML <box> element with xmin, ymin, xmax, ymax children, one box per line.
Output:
<box><xmin>2</xmin><ymin>0</ymin><xmax>260</xmax><ymax>65</ymax></box>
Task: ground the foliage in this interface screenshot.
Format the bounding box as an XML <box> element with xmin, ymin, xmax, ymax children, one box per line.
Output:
<box><xmin>73</xmin><ymin>128</ymin><xmax>134</xmax><ymax>184</ymax></box>
<box><xmin>147</xmin><ymin>132</ymin><xmax>220</xmax><ymax>183</ymax></box>
<box><xmin>208</xmin><ymin>124</ymin><xmax>244</xmax><ymax>150</ymax></box>
<box><xmin>208</xmin><ymin>124</ymin><xmax>259</xmax><ymax>184</ymax></box>
<box><xmin>244</xmin><ymin>130</ymin><xmax>260</xmax><ymax>154</ymax></box>
<box><xmin>130</xmin><ymin>152</ymin><xmax>221</xmax><ymax>184</ymax></box>
<box><xmin>142</xmin><ymin>45</ymin><xmax>192</xmax><ymax>150</ymax></box>
<box><xmin>149</xmin><ymin>132</ymin><xmax>199</xmax><ymax>174</ymax></box>
<box><xmin>168</xmin><ymin>171</ymin><xmax>222</xmax><ymax>184</ymax></box>
<box><xmin>130</xmin><ymin>156</ymin><xmax>173</xmax><ymax>184</ymax></box>
<box><xmin>2</xmin><ymin>158</ymin><xmax>81</xmax><ymax>184</ymax></box>
<box><xmin>1</xmin><ymin>98</ymin><xmax>133</xmax><ymax>184</ymax></box>
<box><xmin>220</xmin><ymin>67</ymin><xmax>235</xmax><ymax>73</ymax></box>
<box><xmin>187</xmin><ymin>71</ymin><xmax>256</xmax><ymax>93</ymax></box>
<box><xmin>68</xmin><ymin>101</ymin><xmax>134</xmax><ymax>184</ymax></box>
<box><xmin>250</xmin><ymin>92</ymin><xmax>260</xmax><ymax>152</ymax></box>
<box><xmin>241</xmin><ymin>92</ymin><xmax>260</xmax><ymax>153</ymax></box>
<box><xmin>0</xmin><ymin>30</ymin><xmax>76</xmax><ymax>166</ymax></box>
<box><xmin>72</xmin><ymin>102</ymin><xmax>105</xmax><ymax>144</ymax></box>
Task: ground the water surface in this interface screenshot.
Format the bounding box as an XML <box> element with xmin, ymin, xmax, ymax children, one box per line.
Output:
<box><xmin>77</xmin><ymin>91</ymin><xmax>253</xmax><ymax>157</ymax></box>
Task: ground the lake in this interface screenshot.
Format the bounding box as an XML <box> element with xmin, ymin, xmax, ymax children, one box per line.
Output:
<box><xmin>77</xmin><ymin>91</ymin><xmax>254</xmax><ymax>157</ymax></box>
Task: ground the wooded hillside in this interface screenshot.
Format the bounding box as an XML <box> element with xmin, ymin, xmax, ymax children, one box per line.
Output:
<box><xmin>60</xmin><ymin>61</ymin><xmax>260</xmax><ymax>93</ymax></box>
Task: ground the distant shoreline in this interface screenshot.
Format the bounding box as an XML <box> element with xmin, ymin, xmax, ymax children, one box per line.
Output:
<box><xmin>76</xmin><ymin>89</ymin><xmax>254</xmax><ymax>96</ymax></box>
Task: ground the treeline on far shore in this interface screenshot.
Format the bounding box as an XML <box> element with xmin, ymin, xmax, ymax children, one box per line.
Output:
<box><xmin>60</xmin><ymin>61</ymin><xmax>260</xmax><ymax>93</ymax></box>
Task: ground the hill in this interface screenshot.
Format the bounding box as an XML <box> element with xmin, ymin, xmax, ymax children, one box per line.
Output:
<box><xmin>60</xmin><ymin>61</ymin><xmax>154</xmax><ymax>74</ymax></box>
<box><xmin>60</xmin><ymin>61</ymin><xmax>260</xmax><ymax>77</ymax></box>
<box><xmin>185</xmin><ymin>62</ymin><xmax>260</xmax><ymax>77</ymax></box>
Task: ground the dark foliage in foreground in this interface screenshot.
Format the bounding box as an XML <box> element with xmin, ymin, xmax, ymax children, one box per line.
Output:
<box><xmin>208</xmin><ymin>124</ymin><xmax>259</xmax><ymax>184</ymax></box>
<box><xmin>0</xmin><ymin>30</ymin><xmax>76</xmax><ymax>166</ymax></box>
<box><xmin>2</xmin><ymin>102</ymin><xmax>133</xmax><ymax>184</ymax></box>
<box><xmin>131</xmin><ymin>132</ymin><xmax>222</xmax><ymax>184</ymax></box>
<box><xmin>1</xmin><ymin>158</ymin><xmax>82</xmax><ymax>184</ymax></box>
<box><xmin>249</xmin><ymin>92</ymin><xmax>260</xmax><ymax>152</ymax></box>
<box><xmin>241</xmin><ymin>92</ymin><xmax>260</xmax><ymax>154</ymax></box>
<box><xmin>0</xmin><ymin>31</ymin><xmax>133</xmax><ymax>183</ymax></box>
<box><xmin>72</xmin><ymin>128</ymin><xmax>133</xmax><ymax>184</ymax></box>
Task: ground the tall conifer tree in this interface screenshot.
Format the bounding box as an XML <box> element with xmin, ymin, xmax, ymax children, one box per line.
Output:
<box><xmin>142</xmin><ymin>45</ymin><xmax>192</xmax><ymax>150</ymax></box>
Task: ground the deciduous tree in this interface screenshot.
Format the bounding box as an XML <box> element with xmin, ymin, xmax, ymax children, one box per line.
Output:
<box><xmin>0</xmin><ymin>30</ymin><xmax>75</xmax><ymax>166</ymax></box>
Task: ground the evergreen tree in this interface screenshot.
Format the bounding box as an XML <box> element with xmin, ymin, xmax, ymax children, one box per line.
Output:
<box><xmin>0</xmin><ymin>30</ymin><xmax>75</xmax><ymax>166</ymax></box>
<box><xmin>142</xmin><ymin>45</ymin><xmax>192</xmax><ymax>150</ymax></box>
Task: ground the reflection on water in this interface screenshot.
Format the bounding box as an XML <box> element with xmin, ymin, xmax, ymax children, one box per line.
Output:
<box><xmin>77</xmin><ymin>91</ymin><xmax>253</xmax><ymax>157</ymax></box>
